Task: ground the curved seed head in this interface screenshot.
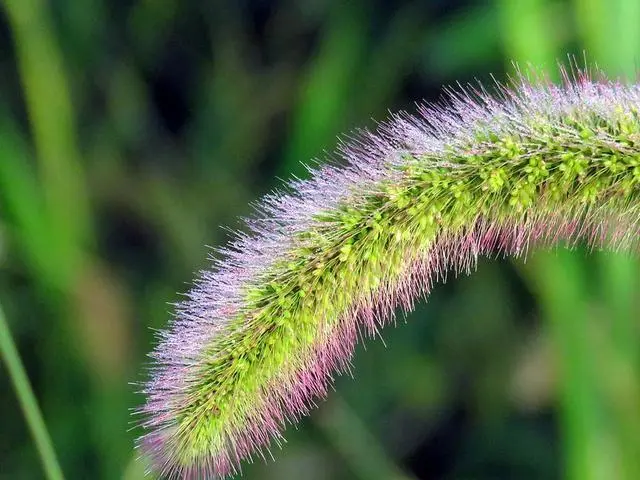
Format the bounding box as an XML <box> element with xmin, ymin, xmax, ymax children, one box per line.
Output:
<box><xmin>138</xmin><ymin>66</ymin><xmax>640</xmax><ymax>479</ymax></box>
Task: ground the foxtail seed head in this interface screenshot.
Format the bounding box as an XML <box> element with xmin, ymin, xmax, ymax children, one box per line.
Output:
<box><xmin>139</xmin><ymin>67</ymin><xmax>640</xmax><ymax>478</ymax></box>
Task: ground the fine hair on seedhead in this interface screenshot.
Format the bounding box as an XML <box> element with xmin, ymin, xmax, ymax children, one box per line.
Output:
<box><xmin>137</xmin><ymin>61</ymin><xmax>640</xmax><ymax>479</ymax></box>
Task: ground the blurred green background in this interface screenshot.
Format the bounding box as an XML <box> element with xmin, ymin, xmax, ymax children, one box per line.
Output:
<box><xmin>1</xmin><ymin>0</ymin><xmax>639</xmax><ymax>479</ymax></box>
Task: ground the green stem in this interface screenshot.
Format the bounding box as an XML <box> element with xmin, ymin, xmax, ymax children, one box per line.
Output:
<box><xmin>528</xmin><ymin>250</ymin><xmax>607</xmax><ymax>480</ymax></box>
<box><xmin>0</xmin><ymin>301</ymin><xmax>65</xmax><ymax>480</ymax></box>
<box><xmin>2</xmin><ymin>0</ymin><xmax>91</xmax><ymax>280</ymax></box>
<box><xmin>316</xmin><ymin>394</ymin><xmax>415</xmax><ymax>480</ymax></box>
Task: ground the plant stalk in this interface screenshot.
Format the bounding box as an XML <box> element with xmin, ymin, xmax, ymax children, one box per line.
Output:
<box><xmin>0</xmin><ymin>301</ymin><xmax>65</xmax><ymax>480</ymax></box>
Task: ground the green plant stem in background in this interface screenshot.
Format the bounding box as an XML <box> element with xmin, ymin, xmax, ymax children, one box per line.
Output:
<box><xmin>316</xmin><ymin>395</ymin><xmax>415</xmax><ymax>480</ymax></box>
<box><xmin>2</xmin><ymin>0</ymin><xmax>91</xmax><ymax>281</ymax></box>
<box><xmin>529</xmin><ymin>250</ymin><xmax>609</xmax><ymax>480</ymax></box>
<box><xmin>574</xmin><ymin>0</ymin><xmax>640</xmax><ymax>78</ymax></box>
<box><xmin>0</xmin><ymin>301</ymin><xmax>65</xmax><ymax>480</ymax></box>
<box><xmin>497</xmin><ymin>0</ymin><xmax>557</xmax><ymax>71</ymax></box>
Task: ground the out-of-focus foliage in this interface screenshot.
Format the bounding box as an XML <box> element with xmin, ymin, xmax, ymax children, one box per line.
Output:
<box><xmin>0</xmin><ymin>1</ymin><xmax>638</xmax><ymax>479</ymax></box>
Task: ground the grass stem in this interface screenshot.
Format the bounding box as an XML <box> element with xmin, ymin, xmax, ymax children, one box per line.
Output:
<box><xmin>0</xmin><ymin>301</ymin><xmax>65</xmax><ymax>480</ymax></box>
